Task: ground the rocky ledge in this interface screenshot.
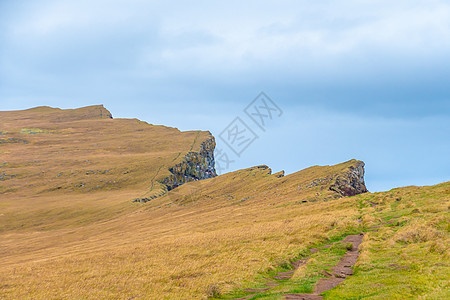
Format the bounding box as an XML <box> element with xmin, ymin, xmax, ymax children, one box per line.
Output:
<box><xmin>159</xmin><ymin>136</ymin><xmax>217</xmax><ymax>191</ymax></box>
<box><xmin>329</xmin><ymin>161</ymin><xmax>368</xmax><ymax>196</ymax></box>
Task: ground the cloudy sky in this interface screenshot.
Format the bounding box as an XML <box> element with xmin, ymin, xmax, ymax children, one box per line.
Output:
<box><xmin>1</xmin><ymin>0</ymin><xmax>449</xmax><ymax>191</ymax></box>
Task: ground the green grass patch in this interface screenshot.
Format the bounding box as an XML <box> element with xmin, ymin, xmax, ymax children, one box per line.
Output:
<box><xmin>324</xmin><ymin>184</ymin><xmax>450</xmax><ymax>299</ymax></box>
<box><xmin>219</xmin><ymin>241</ymin><xmax>354</xmax><ymax>300</ymax></box>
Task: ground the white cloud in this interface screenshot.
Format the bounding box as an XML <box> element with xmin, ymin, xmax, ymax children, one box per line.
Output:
<box><xmin>146</xmin><ymin>0</ymin><xmax>450</xmax><ymax>70</ymax></box>
<box><xmin>6</xmin><ymin>0</ymin><xmax>450</xmax><ymax>68</ymax></box>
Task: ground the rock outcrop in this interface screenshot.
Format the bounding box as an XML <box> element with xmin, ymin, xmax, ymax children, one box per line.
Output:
<box><xmin>248</xmin><ymin>165</ymin><xmax>272</xmax><ymax>174</ymax></box>
<box><xmin>329</xmin><ymin>161</ymin><xmax>368</xmax><ymax>196</ymax></box>
<box><xmin>273</xmin><ymin>170</ymin><xmax>285</xmax><ymax>178</ymax></box>
<box><xmin>159</xmin><ymin>137</ymin><xmax>217</xmax><ymax>191</ymax></box>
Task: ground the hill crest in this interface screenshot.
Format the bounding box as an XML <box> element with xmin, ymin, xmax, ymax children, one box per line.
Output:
<box><xmin>0</xmin><ymin>105</ymin><xmax>215</xmax><ymax>199</ymax></box>
<box><xmin>0</xmin><ymin>105</ymin><xmax>113</xmax><ymax>123</ymax></box>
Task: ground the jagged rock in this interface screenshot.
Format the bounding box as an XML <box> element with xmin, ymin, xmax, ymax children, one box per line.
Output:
<box><xmin>247</xmin><ymin>165</ymin><xmax>272</xmax><ymax>174</ymax></box>
<box><xmin>329</xmin><ymin>161</ymin><xmax>368</xmax><ymax>196</ymax></box>
<box><xmin>132</xmin><ymin>198</ymin><xmax>148</xmax><ymax>203</ymax></box>
<box><xmin>132</xmin><ymin>195</ymin><xmax>158</xmax><ymax>203</ymax></box>
<box><xmin>159</xmin><ymin>137</ymin><xmax>217</xmax><ymax>191</ymax></box>
<box><xmin>273</xmin><ymin>170</ymin><xmax>285</xmax><ymax>178</ymax></box>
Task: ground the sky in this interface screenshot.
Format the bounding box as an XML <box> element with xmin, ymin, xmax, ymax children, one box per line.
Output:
<box><xmin>0</xmin><ymin>0</ymin><xmax>449</xmax><ymax>191</ymax></box>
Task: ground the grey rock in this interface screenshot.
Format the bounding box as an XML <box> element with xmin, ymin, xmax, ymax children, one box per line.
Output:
<box><xmin>329</xmin><ymin>161</ymin><xmax>368</xmax><ymax>196</ymax></box>
<box><xmin>159</xmin><ymin>136</ymin><xmax>217</xmax><ymax>191</ymax></box>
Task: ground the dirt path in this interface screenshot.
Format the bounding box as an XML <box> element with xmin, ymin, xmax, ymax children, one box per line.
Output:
<box><xmin>231</xmin><ymin>233</ymin><xmax>364</xmax><ymax>300</ymax></box>
<box><xmin>231</xmin><ymin>258</ymin><xmax>311</xmax><ymax>300</ymax></box>
<box><xmin>284</xmin><ymin>234</ymin><xmax>364</xmax><ymax>300</ymax></box>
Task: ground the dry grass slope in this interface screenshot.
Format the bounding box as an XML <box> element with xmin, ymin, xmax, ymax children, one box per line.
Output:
<box><xmin>0</xmin><ymin>105</ymin><xmax>212</xmax><ymax>232</ymax></box>
<box><xmin>0</xmin><ymin>106</ymin><xmax>448</xmax><ymax>299</ymax></box>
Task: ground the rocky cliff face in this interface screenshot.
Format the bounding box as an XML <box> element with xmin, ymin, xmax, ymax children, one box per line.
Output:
<box><xmin>159</xmin><ymin>137</ymin><xmax>217</xmax><ymax>191</ymax></box>
<box><xmin>329</xmin><ymin>161</ymin><xmax>368</xmax><ymax>196</ymax></box>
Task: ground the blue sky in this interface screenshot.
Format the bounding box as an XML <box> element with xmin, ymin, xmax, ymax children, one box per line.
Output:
<box><xmin>1</xmin><ymin>0</ymin><xmax>449</xmax><ymax>191</ymax></box>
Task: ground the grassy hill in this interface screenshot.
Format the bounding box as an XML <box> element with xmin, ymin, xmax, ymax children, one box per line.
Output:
<box><xmin>0</xmin><ymin>106</ymin><xmax>448</xmax><ymax>299</ymax></box>
<box><xmin>0</xmin><ymin>105</ymin><xmax>215</xmax><ymax>231</ymax></box>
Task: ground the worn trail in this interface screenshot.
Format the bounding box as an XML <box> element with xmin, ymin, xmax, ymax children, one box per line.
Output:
<box><xmin>231</xmin><ymin>233</ymin><xmax>364</xmax><ymax>300</ymax></box>
<box><xmin>285</xmin><ymin>233</ymin><xmax>364</xmax><ymax>300</ymax></box>
<box><xmin>231</xmin><ymin>258</ymin><xmax>311</xmax><ymax>300</ymax></box>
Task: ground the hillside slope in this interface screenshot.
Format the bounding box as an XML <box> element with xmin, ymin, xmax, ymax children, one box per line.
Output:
<box><xmin>0</xmin><ymin>105</ymin><xmax>215</xmax><ymax>231</ymax></box>
<box><xmin>0</xmin><ymin>107</ymin><xmax>448</xmax><ymax>299</ymax></box>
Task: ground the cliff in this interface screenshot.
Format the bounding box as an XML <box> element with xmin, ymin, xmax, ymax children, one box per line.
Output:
<box><xmin>329</xmin><ymin>160</ymin><xmax>368</xmax><ymax>196</ymax></box>
<box><xmin>159</xmin><ymin>136</ymin><xmax>217</xmax><ymax>191</ymax></box>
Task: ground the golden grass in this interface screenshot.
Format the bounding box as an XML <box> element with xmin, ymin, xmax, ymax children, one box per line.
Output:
<box><xmin>0</xmin><ymin>105</ymin><xmax>211</xmax><ymax>230</ymax></box>
<box><xmin>0</xmin><ymin>156</ymin><xmax>364</xmax><ymax>299</ymax></box>
<box><xmin>0</xmin><ymin>196</ymin><xmax>360</xmax><ymax>299</ymax></box>
<box><xmin>1</xmin><ymin>106</ymin><xmax>448</xmax><ymax>299</ymax></box>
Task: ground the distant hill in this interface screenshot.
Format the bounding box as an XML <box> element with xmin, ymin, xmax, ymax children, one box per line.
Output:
<box><xmin>0</xmin><ymin>105</ymin><xmax>216</xmax><ymax>196</ymax></box>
